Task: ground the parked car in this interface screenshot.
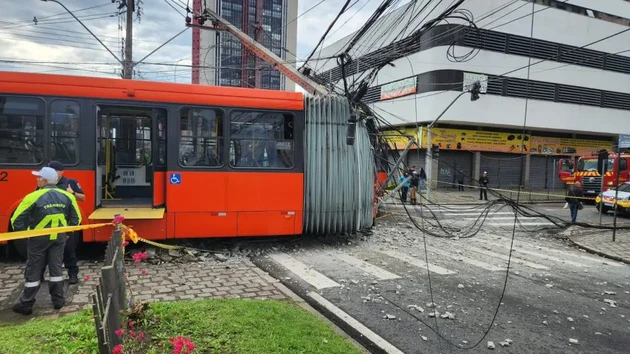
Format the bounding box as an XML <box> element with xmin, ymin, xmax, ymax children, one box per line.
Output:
<box><xmin>595</xmin><ymin>182</ymin><xmax>630</xmax><ymax>214</ymax></box>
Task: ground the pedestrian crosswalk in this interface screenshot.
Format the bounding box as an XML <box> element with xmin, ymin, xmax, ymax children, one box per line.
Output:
<box><xmin>267</xmin><ymin>233</ymin><xmax>621</xmax><ymax>291</ymax></box>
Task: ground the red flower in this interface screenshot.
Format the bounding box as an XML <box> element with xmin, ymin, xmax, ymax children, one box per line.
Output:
<box><xmin>83</xmin><ymin>275</ymin><xmax>91</xmax><ymax>282</ymax></box>
<box><xmin>113</xmin><ymin>215</ymin><xmax>125</xmax><ymax>224</ymax></box>
<box><xmin>136</xmin><ymin>331</ymin><xmax>145</xmax><ymax>342</ymax></box>
<box><xmin>129</xmin><ymin>331</ymin><xmax>136</xmax><ymax>338</ymax></box>
<box><xmin>128</xmin><ymin>321</ymin><xmax>135</xmax><ymax>329</ymax></box>
<box><xmin>115</xmin><ymin>328</ymin><xmax>124</xmax><ymax>337</ymax></box>
<box><xmin>141</xmin><ymin>270</ymin><xmax>149</xmax><ymax>276</ymax></box>
<box><xmin>132</xmin><ymin>252</ymin><xmax>148</xmax><ymax>265</ymax></box>
<box><xmin>112</xmin><ymin>344</ymin><xmax>123</xmax><ymax>354</ymax></box>
<box><xmin>169</xmin><ymin>336</ymin><xmax>195</xmax><ymax>354</ymax></box>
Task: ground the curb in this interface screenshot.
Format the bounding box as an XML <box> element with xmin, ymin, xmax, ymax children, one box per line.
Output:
<box><xmin>565</xmin><ymin>237</ymin><xmax>630</xmax><ymax>265</ymax></box>
<box><xmin>251</xmin><ymin>265</ymin><xmax>370</xmax><ymax>354</ymax></box>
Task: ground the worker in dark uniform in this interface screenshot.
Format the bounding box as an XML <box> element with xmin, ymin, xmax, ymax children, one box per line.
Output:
<box><xmin>11</xmin><ymin>167</ymin><xmax>82</xmax><ymax>315</ymax></box>
<box><xmin>479</xmin><ymin>171</ymin><xmax>490</xmax><ymax>201</ymax></box>
<box><xmin>40</xmin><ymin>161</ymin><xmax>85</xmax><ymax>284</ymax></box>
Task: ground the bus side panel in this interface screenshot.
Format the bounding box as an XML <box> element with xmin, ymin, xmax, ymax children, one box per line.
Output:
<box><xmin>92</xmin><ymin>218</ymin><xmax>167</xmax><ymax>242</ymax></box>
<box><xmin>174</xmin><ymin>212</ymin><xmax>238</xmax><ymax>238</ymax></box>
<box><xmin>227</xmin><ymin>172</ymin><xmax>303</xmax><ymax>212</ymax></box>
<box><xmin>237</xmin><ymin>211</ymin><xmax>296</xmax><ymax>236</ymax></box>
<box><xmin>166</xmin><ymin>172</ymin><xmax>227</xmax><ymax>212</ymax></box>
<box><xmin>154</xmin><ymin>171</ymin><xmax>166</xmax><ymax>206</ymax></box>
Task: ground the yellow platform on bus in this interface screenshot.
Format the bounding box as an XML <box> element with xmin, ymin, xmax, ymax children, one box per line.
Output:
<box><xmin>89</xmin><ymin>207</ymin><xmax>165</xmax><ymax>220</ymax></box>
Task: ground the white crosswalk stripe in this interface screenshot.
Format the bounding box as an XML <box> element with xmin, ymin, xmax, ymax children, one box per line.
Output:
<box><xmin>268</xmin><ymin>253</ymin><xmax>340</xmax><ymax>289</ymax></box>
<box><xmin>425</xmin><ymin>247</ymin><xmax>505</xmax><ymax>271</ymax></box>
<box><xmin>333</xmin><ymin>252</ymin><xmax>401</xmax><ymax>280</ymax></box>
<box><xmin>490</xmin><ymin>236</ymin><xmax>622</xmax><ymax>267</ymax></box>
<box><xmin>471</xmin><ymin>238</ymin><xmax>586</xmax><ymax>267</ymax></box>
<box><xmin>379</xmin><ymin>250</ymin><xmax>456</xmax><ymax>275</ymax></box>
<box><xmin>465</xmin><ymin>245</ymin><xmax>550</xmax><ymax>270</ymax></box>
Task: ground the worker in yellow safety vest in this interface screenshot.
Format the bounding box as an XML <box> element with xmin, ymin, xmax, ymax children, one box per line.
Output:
<box><xmin>10</xmin><ymin>167</ymin><xmax>82</xmax><ymax>315</ymax></box>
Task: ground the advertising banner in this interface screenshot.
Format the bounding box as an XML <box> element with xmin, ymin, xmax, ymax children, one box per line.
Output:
<box><xmin>529</xmin><ymin>136</ymin><xmax>612</xmax><ymax>156</ymax></box>
<box><xmin>420</xmin><ymin>127</ymin><xmax>530</xmax><ymax>153</ymax></box>
<box><xmin>381</xmin><ymin>128</ymin><xmax>418</xmax><ymax>150</ymax></box>
<box><xmin>380</xmin><ymin>77</ymin><xmax>417</xmax><ymax>100</ymax></box>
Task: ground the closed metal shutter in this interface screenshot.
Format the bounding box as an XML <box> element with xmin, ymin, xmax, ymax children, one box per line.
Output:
<box><xmin>529</xmin><ymin>156</ymin><xmax>568</xmax><ymax>190</ymax></box>
<box><xmin>407</xmin><ymin>150</ymin><xmax>426</xmax><ymax>172</ymax></box>
<box><xmin>437</xmin><ymin>150</ymin><xmax>474</xmax><ymax>189</ymax></box>
<box><xmin>480</xmin><ymin>153</ymin><xmax>524</xmax><ymax>189</ymax></box>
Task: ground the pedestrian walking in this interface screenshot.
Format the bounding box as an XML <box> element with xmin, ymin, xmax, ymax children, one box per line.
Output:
<box><xmin>11</xmin><ymin>167</ymin><xmax>82</xmax><ymax>315</ymax></box>
<box><xmin>399</xmin><ymin>172</ymin><xmax>410</xmax><ymax>203</ymax></box>
<box><xmin>39</xmin><ymin>161</ymin><xmax>85</xmax><ymax>284</ymax></box>
<box><xmin>457</xmin><ymin>169</ymin><xmax>465</xmax><ymax>191</ymax></box>
<box><xmin>410</xmin><ymin>170</ymin><xmax>419</xmax><ymax>205</ymax></box>
<box><xmin>479</xmin><ymin>171</ymin><xmax>489</xmax><ymax>200</ymax></box>
<box><xmin>419</xmin><ymin>168</ymin><xmax>427</xmax><ymax>193</ymax></box>
<box><xmin>566</xmin><ymin>181</ymin><xmax>584</xmax><ymax>224</ymax></box>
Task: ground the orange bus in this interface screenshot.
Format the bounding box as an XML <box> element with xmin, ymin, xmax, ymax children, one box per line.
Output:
<box><xmin>0</xmin><ymin>72</ymin><xmax>305</xmax><ymax>255</ymax></box>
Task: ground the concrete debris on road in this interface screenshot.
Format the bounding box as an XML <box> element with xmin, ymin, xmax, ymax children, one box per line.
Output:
<box><xmin>408</xmin><ymin>305</ymin><xmax>425</xmax><ymax>313</ymax></box>
<box><xmin>569</xmin><ymin>338</ymin><xmax>579</xmax><ymax>345</ymax></box>
<box><xmin>543</xmin><ymin>321</ymin><xmax>548</xmax><ymax>325</ymax></box>
<box><xmin>499</xmin><ymin>341</ymin><xmax>510</xmax><ymax>347</ymax></box>
<box><xmin>567</xmin><ymin>317</ymin><xmax>574</xmax><ymax>322</ymax></box>
<box><xmin>422</xmin><ymin>336</ymin><xmax>428</xmax><ymax>341</ymax></box>
<box><xmin>214</xmin><ymin>254</ymin><xmax>229</xmax><ymax>262</ymax></box>
<box><xmin>384</xmin><ymin>314</ymin><xmax>397</xmax><ymax>320</ymax></box>
<box><xmin>487</xmin><ymin>341</ymin><xmax>496</xmax><ymax>349</ymax></box>
<box><xmin>440</xmin><ymin>312</ymin><xmax>455</xmax><ymax>320</ymax></box>
<box><xmin>546</xmin><ymin>284</ymin><xmax>554</xmax><ymax>288</ymax></box>
<box><xmin>604</xmin><ymin>291</ymin><xmax>617</xmax><ymax>295</ymax></box>
<box><xmin>553</xmin><ymin>310</ymin><xmax>559</xmax><ymax>314</ymax></box>
<box><xmin>458</xmin><ymin>284</ymin><xmax>465</xmax><ymax>289</ymax></box>
<box><xmin>603</xmin><ymin>299</ymin><xmax>618</xmax><ymax>307</ymax></box>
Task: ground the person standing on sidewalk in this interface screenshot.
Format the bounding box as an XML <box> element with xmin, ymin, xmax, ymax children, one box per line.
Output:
<box><xmin>39</xmin><ymin>161</ymin><xmax>85</xmax><ymax>284</ymax></box>
<box><xmin>409</xmin><ymin>170</ymin><xmax>419</xmax><ymax>205</ymax></box>
<box><xmin>11</xmin><ymin>167</ymin><xmax>82</xmax><ymax>315</ymax></box>
<box><xmin>566</xmin><ymin>181</ymin><xmax>584</xmax><ymax>224</ymax></box>
<box><xmin>479</xmin><ymin>171</ymin><xmax>490</xmax><ymax>200</ymax></box>
<box><xmin>418</xmin><ymin>168</ymin><xmax>427</xmax><ymax>193</ymax></box>
<box><xmin>398</xmin><ymin>172</ymin><xmax>410</xmax><ymax>203</ymax></box>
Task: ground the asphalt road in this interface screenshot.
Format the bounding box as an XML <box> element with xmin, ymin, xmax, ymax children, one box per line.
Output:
<box><xmin>254</xmin><ymin>203</ymin><xmax>630</xmax><ymax>354</ymax></box>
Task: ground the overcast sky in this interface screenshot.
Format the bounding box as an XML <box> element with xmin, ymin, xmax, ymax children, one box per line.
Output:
<box><xmin>0</xmin><ymin>0</ymin><xmax>388</xmax><ymax>89</ymax></box>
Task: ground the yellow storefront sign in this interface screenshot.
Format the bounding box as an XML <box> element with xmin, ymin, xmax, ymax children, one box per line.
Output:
<box><xmin>529</xmin><ymin>136</ymin><xmax>612</xmax><ymax>156</ymax></box>
<box><xmin>381</xmin><ymin>128</ymin><xmax>418</xmax><ymax>150</ymax></box>
<box><xmin>420</xmin><ymin>127</ymin><xmax>530</xmax><ymax>153</ymax></box>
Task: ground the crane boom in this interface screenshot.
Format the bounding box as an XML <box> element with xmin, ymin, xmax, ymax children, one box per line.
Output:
<box><xmin>190</xmin><ymin>9</ymin><xmax>329</xmax><ymax>96</ymax></box>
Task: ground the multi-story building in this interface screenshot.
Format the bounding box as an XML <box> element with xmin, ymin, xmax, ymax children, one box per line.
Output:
<box><xmin>314</xmin><ymin>0</ymin><xmax>630</xmax><ymax>191</ymax></box>
<box><xmin>193</xmin><ymin>0</ymin><xmax>297</xmax><ymax>91</ymax></box>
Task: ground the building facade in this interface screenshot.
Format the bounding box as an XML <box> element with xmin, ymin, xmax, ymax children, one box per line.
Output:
<box><xmin>314</xmin><ymin>0</ymin><xmax>630</xmax><ymax>190</ymax></box>
<box><xmin>195</xmin><ymin>0</ymin><xmax>297</xmax><ymax>91</ymax></box>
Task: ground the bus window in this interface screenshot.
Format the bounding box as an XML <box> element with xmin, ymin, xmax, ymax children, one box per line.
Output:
<box><xmin>50</xmin><ymin>100</ymin><xmax>80</xmax><ymax>165</ymax></box>
<box><xmin>229</xmin><ymin>111</ymin><xmax>294</xmax><ymax>169</ymax></box>
<box><xmin>179</xmin><ymin>108</ymin><xmax>224</xmax><ymax>167</ymax></box>
<box><xmin>0</xmin><ymin>96</ymin><xmax>45</xmax><ymax>164</ymax></box>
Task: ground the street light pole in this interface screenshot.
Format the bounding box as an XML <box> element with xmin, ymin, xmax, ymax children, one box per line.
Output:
<box><xmin>41</xmin><ymin>0</ymin><xmax>123</xmax><ymax>65</ymax></box>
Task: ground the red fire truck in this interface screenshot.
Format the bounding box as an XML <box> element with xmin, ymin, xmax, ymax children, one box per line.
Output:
<box><xmin>562</xmin><ymin>152</ymin><xmax>630</xmax><ymax>199</ymax></box>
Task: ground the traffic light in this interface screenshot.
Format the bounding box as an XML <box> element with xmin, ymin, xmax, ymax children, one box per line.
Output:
<box><xmin>470</xmin><ymin>81</ymin><xmax>481</xmax><ymax>101</ymax></box>
<box><xmin>432</xmin><ymin>144</ymin><xmax>440</xmax><ymax>159</ymax></box>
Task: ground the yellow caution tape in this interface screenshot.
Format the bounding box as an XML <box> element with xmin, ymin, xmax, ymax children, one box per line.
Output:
<box><xmin>134</xmin><ymin>237</ymin><xmax>183</xmax><ymax>250</ymax></box>
<box><xmin>0</xmin><ymin>223</ymin><xmax>113</xmax><ymax>242</ymax></box>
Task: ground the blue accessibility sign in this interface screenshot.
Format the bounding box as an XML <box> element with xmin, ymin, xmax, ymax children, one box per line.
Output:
<box><xmin>619</xmin><ymin>134</ymin><xmax>630</xmax><ymax>149</ymax></box>
<box><xmin>169</xmin><ymin>173</ymin><xmax>181</xmax><ymax>185</ymax></box>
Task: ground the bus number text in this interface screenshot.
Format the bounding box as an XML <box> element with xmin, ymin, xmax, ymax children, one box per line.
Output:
<box><xmin>0</xmin><ymin>171</ymin><xmax>8</xmax><ymax>182</ymax></box>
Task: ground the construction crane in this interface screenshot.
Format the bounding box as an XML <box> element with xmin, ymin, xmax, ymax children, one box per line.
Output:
<box><xmin>186</xmin><ymin>8</ymin><xmax>329</xmax><ymax>96</ymax></box>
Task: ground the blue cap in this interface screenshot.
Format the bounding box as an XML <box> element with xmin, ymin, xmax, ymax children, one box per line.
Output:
<box><xmin>32</xmin><ymin>167</ymin><xmax>58</xmax><ymax>182</ymax></box>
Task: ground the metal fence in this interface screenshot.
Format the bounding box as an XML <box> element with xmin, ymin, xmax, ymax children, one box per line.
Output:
<box><xmin>90</xmin><ymin>227</ymin><xmax>126</xmax><ymax>354</ymax></box>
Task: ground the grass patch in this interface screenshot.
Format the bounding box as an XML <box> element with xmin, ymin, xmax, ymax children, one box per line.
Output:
<box><xmin>0</xmin><ymin>299</ymin><xmax>362</xmax><ymax>354</ymax></box>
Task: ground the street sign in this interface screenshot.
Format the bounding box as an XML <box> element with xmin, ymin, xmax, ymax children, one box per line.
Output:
<box><xmin>463</xmin><ymin>72</ymin><xmax>488</xmax><ymax>93</ymax></box>
<box><xmin>169</xmin><ymin>173</ymin><xmax>181</xmax><ymax>185</ymax></box>
<box><xmin>619</xmin><ymin>134</ymin><xmax>630</xmax><ymax>149</ymax></box>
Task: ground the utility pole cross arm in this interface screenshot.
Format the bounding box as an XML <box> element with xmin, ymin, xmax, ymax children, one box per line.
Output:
<box><xmin>194</xmin><ymin>9</ymin><xmax>328</xmax><ymax>96</ymax></box>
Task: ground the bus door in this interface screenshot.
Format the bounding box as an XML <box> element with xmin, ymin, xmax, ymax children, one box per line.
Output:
<box><xmin>94</xmin><ymin>105</ymin><xmax>166</xmax><ymax>210</ymax></box>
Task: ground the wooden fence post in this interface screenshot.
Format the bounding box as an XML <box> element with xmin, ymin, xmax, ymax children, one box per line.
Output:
<box><xmin>101</xmin><ymin>265</ymin><xmax>122</xmax><ymax>347</ymax></box>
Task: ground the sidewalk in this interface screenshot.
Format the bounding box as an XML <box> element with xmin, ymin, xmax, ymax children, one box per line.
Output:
<box><xmin>0</xmin><ymin>256</ymin><xmax>286</xmax><ymax>321</ymax></box>
<box><xmin>566</xmin><ymin>228</ymin><xmax>630</xmax><ymax>264</ymax></box>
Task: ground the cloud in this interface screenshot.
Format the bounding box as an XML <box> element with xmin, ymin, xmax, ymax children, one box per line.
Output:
<box><xmin>0</xmin><ymin>0</ymin><xmax>379</xmax><ymax>86</ymax></box>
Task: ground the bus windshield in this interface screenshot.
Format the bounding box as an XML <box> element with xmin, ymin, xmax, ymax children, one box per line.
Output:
<box><xmin>578</xmin><ymin>158</ymin><xmax>614</xmax><ymax>172</ymax></box>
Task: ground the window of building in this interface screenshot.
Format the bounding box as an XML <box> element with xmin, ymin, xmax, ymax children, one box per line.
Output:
<box><xmin>50</xmin><ymin>100</ymin><xmax>80</xmax><ymax>165</ymax></box>
<box><xmin>229</xmin><ymin>111</ymin><xmax>294</xmax><ymax>169</ymax></box>
<box><xmin>0</xmin><ymin>96</ymin><xmax>45</xmax><ymax>164</ymax></box>
<box><xmin>179</xmin><ymin>108</ymin><xmax>224</xmax><ymax>167</ymax></box>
